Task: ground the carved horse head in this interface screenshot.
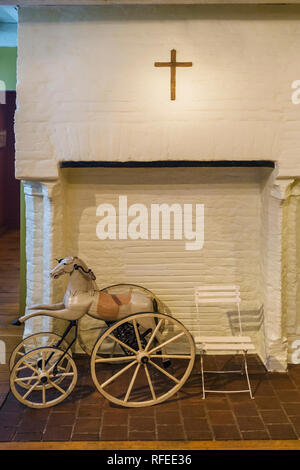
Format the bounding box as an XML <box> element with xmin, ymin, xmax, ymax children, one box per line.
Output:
<box><xmin>50</xmin><ymin>256</ymin><xmax>96</xmax><ymax>281</ymax></box>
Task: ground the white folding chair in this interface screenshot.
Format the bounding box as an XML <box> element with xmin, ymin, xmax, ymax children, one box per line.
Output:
<box><xmin>194</xmin><ymin>285</ymin><xmax>255</xmax><ymax>399</ymax></box>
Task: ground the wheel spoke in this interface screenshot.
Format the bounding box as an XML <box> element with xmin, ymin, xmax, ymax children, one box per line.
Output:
<box><xmin>107</xmin><ymin>334</ymin><xmax>137</xmax><ymax>355</ymax></box>
<box><xmin>18</xmin><ymin>360</ymin><xmax>39</xmax><ymax>375</ymax></box>
<box><xmin>47</xmin><ymin>355</ymin><xmax>65</xmax><ymax>374</ymax></box>
<box><xmin>148</xmin><ymin>331</ymin><xmax>185</xmax><ymax>355</ymax></box>
<box><xmin>110</xmin><ymin>341</ymin><xmax>117</xmax><ymax>357</ymax></box>
<box><xmin>124</xmin><ymin>363</ymin><xmax>141</xmax><ymax>403</ymax></box>
<box><xmin>101</xmin><ymin>360</ymin><xmax>137</xmax><ymax>389</ymax></box>
<box><xmin>95</xmin><ymin>356</ymin><xmax>136</xmax><ymax>363</ymax></box>
<box><xmin>23</xmin><ymin>380</ymin><xmax>39</xmax><ymax>399</ymax></box>
<box><xmin>133</xmin><ymin>320</ymin><xmax>142</xmax><ymax>351</ymax></box>
<box><xmin>143</xmin><ymin>363</ymin><xmax>156</xmax><ymax>400</ymax></box>
<box><xmin>148</xmin><ymin>359</ymin><xmax>180</xmax><ymax>384</ymax></box>
<box><xmin>49</xmin><ymin>372</ymin><xmax>74</xmax><ymax>378</ymax></box>
<box><xmin>14</xmin><ymin>375</ymin><xmax>38</xmax><ymax>383</ymax></box>
<box><xmin>42</xmin><ymin>385</ymin><xmax>46</xmax><ymax>405</ymax></box>
<box><xmin>144</xmin><ymin>319</ymin><xmax>163</xmax><ymax>352</ymax></box>
<box><xmin>48</xmin><ymin>379</ymin><xmax>66</xmax><ymax>395</ymax></box>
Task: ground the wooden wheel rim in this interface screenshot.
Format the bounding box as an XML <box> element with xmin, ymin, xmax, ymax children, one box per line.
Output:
<box><xmin>90</xmin><ymin>312</ymin><xmax>195</xmax><ymax>408</ymax></box>
<box><xmin>10</xmin><ymin>346</ymin><xmax>77</xmax><ymax>409</ymax></box>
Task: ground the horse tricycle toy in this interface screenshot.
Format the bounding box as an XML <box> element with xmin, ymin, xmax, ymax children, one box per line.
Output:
<box><xmin>10</xmin><ymin>257</ymin><xmax>195</xmax><ymax>408</ymax></box>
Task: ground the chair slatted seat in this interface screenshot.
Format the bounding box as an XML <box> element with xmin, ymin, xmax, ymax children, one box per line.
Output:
<box><xmin>194</xmin><ymin>285</ymin><xmax>255</xmax><ymax>399</ymax></box>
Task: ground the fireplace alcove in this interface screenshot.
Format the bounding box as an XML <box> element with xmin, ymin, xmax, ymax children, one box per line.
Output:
<box><xmin>22</xmin><ymin>160</ymin><xmax>288</xmax><ymax>370</ymax></box>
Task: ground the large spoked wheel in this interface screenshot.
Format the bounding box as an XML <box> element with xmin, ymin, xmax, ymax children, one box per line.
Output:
<box><xmin>10</xmin><ymin>347</ymin><xmax>77</xmax><ymax>408</ymax></box>
<box><xmin>9</xmin><ymin>332</ymin><xmax>71</xmax><ymax>371</ymax></box>
<box><xmin>90</xmin><ymin>312</ymin><xmax>195</xmax><ymax>408</ymax></box>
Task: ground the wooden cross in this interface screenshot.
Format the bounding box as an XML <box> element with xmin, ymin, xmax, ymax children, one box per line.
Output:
<box><xmin>154</xmin><ymin>49</ymin><xmax>193</xmax><ymax>101</ymax></box>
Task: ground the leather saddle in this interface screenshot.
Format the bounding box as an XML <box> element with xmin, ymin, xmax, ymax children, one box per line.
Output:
<box><xmin>97</xmin><ymin>291</ymin><xmax>131</xmax><ymax>320</ymax></box>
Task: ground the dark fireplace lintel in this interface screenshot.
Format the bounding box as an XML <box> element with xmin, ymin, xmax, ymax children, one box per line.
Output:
<box><xmin>60</xmin><ymin>160</ymin><xmax>275</xmax><ymax>169</ymax></box>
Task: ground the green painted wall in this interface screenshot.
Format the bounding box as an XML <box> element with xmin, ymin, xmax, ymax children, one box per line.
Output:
<box><xmin>0</xmin><ymin>47</ymin><xmax>17</xmax><ymax>91</ymax></box>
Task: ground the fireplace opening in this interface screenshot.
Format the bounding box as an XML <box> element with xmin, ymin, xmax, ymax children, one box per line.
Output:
<box><xmin>39</xmin><ymin>164</ymin><xmax>270</xmax><ymax>363</ymax></box>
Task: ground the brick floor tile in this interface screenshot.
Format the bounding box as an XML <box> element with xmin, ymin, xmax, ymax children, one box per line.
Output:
<box><xmin>156</xmin><ymin>411</ymin><xmax>181</xmax><ymax>424</ymax></box>
<box><xmin>275</xmin><ymin>390</ymin><xmax>300</xmax><ymax>402</ymax></box>
<box><xmin>129</xmin><ymin>407</ymin><xmax>155</xmax><ymax>417</ymax></box>
<box><xmin>77</xmin><ymin>405</ymin><xmax>102</xmax><ymax>418</ymax></box>
<box><xmin>208</xmin><ymin>410</ymin><xmax>235</xmax><ymax>425</ymax></box>
<box><xmin>270</xmin><ymin>375</ymin><xmax>296</xmax><ymax>390</ymax></box>
<box><xmin>82</xmin><ymin>391</ymin><xmax>105</xmax><ymax>405</ymax></box>
<box><xmin>130</xmin><ymin>417</ymin><xmax>155</xmax><ymax>432</ymax></box>
<box><xmin>0</xmin><ymin>411</ymin><xmax>23</xmax><ymax>426</ymax></box>
<box><xmin>183</xmin><ymin>418</ymin><xmax>210</xmax><ymax>433</ymax></box>
<box><xmin>22</xmin><ymin>408</ymin><xmax>50</xmax><ymax>420</ymax></box>
<box><xmin>47</xmin><ymin>412</ymin><xmax>76</xmax><ymax>426</ymax></box>
<box><xmin>18</xmin><ymin>418</ymin><xmax>47</xmax><ymax>433</ymax></box>
<box><xmin>100</xmin><ymin>426</ymin><xmax>128</xmax><ymax>440</ymax></box>
<box><xmin>231</xmin><ymin>402</ymin><xmax>259</xmax><ymax>417</ymax></box>
<box><xmin>287</xmin><ymin>417</ymin><xmax>300</xmax><ymax>436</ymax></box>
<box><xmin>252</xmin><ymin>380</ymin><xmax>275</xmax><ymax>396</ymax></box>
<box><xmin>260</xmin><ymin>410</ymin><xmax>289</xmax><ymax>424</ymax></box>
<box><xmin>236</xmin><ymin>416</ymin><xmax>266</xmax><ymax>432</ymax></box>
<box><xmin>73</xmin><ymin>418</ymin><xmax>101</xmax><ymax>434</ymax></box>
<box><xmin>129</xmin><ymin>431</ymin><xmax>156</xmax><ymax>441</ymax></box>
<box><xmin>282</xmin><ymin>403</ymin><xmax>300</xmax><ymax>416</ymax></box>
<box><xmin>13</xmin><ymin>432</ymin><xmax>43</xmax><ymax>441</ymax></box>
<box><xmin>180</xmin><ymin>405</ymin><xmax>206</xmax><ymax>418</ymax></box>
<box><xmin>152</xmin><ymin>401</ymin><xmax>180</xmax><ymax>412</ymax></box>
<box><xmin>0</xmin><ymin>426</ymin><xmax>16</xmax><ymax>442</ymax></box>
<box><xmin>157</xmin><ymin>425</ymin><xmax>185</xmax><ymax>440</ymax></box>
<box><xmin>52</xmin><ymin>400</ymin><xmax>80</xmax><ymax>412</ymax></box>
<box><xmin>185</xmin><ymin>430</ymin><xmax>213</xmax><ymax>440</ymax></box>
<box><xmin>255</xmin><ymin>396</ymin><xmax>282</xmax><ymax>410</ymax></box>
<box><xmin>205</xmin><ymin>398</ymin><xmax>230</xmax><ymax>410</ymax></box>
<box><xmin>212</xmin><ymin>425</ymin><xmax>241</xmax><ymax>440</ymax></box>
<box><xmin>228</xmin><ymin>393</ymin><xmax>253</xmax><ymax>403</ymax></box>
<box><xmin>241</xmin><ymin>431</ymin><xmax>270</xmax><ymax>440</ymax></box>
<box><xmin>43</xmin><ymin>426</ymin><xmax>73</xmax><ymax>441</ymax></box>
<box><xmin>267</xmin><ymin>424</ymin><xmax>298</xmax><ymax>440</ymax></box>
<box><xmin>72</xmin><ymin>433</ymin><xmax>99</xmax><ymax>441</ymax></box>
<box><xmin>102</xmin><ymin>411</ymin><xmax>128</xmax><ymax>426</ymax></box>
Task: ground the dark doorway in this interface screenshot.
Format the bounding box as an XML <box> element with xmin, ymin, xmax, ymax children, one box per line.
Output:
<box><xmin>0</xmin><ymin>90</ymin><xmax>19</xmax><ymax>233</ymax></box>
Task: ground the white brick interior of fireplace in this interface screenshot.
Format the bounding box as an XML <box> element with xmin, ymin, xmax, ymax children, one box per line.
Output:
<box><xmin>64</xmin><ymin>167</ymin><xmax>267</xmax><ymax>358</ymax></box>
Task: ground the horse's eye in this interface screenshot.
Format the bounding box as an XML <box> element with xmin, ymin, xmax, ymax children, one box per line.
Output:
<box><xmin>64</xmin><ymin>263</ymin><xmax>66</xmax><ymax>265</ymax></box>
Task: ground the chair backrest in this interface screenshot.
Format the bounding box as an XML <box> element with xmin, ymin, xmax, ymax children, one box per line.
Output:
<box><xmin>194</xmin><ymin>285</ymin><xmax>242</xmax><ymax>334</ymax></box>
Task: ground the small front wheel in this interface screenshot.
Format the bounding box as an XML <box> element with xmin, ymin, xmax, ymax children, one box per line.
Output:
<box><xmin>90</xmin><ymin>312</ymin><xmax>195</xmax><ymax>407</ymax></box>
<box><xmin>10</xmin><ymin>347</ymin><xmax>77</xmax><ymax>409</ymax></box>
<box><xmin>9</xmin><ymin>332</ymin><xmax>71</xmax><ymax>371</ymax></box>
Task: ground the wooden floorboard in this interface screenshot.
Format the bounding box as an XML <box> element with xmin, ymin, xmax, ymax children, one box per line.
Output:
<box><xmin>0</xmin><ymin>230</ymin><xmax>23</xmax><ymax>407</ymax></box>
<box><xmin>1</xmin><ymin>440</ymin><xmax>300</xmax><ymax>450</ymax></box>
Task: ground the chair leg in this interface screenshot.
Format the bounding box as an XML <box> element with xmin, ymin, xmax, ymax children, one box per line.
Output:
<box><xmin>243</xmin><ymin>351</ymin><xmax>254</xmax><ymax>399</ymax></box>
<box><xmin>200</xmin><ymin>352</ymin><xmax>206</xmax><ymax>399</ymax></box>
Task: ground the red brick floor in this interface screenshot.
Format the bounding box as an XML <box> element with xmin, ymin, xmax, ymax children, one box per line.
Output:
<box><xmin>2</xmin><ymin>354</ymin><xmax>300</xmax><ymax>442</ymax></box>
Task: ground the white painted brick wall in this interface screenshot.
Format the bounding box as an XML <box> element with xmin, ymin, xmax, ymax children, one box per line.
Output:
<box><xmin>15</xmin><ymin>5</ymin><xmax>300</xmax><ymax>180</ymax></box>
<box><xmin>60</xmin><ymin>167</ymin><xmax>266</xmax><ymax>356</ymax></box>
